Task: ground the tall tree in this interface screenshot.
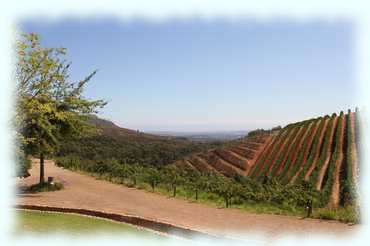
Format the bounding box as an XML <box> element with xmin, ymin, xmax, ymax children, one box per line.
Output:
<box><xmin>15</xmin><ymin>33</ymin><xmax>107</xmax><ymax>183</ymax></box>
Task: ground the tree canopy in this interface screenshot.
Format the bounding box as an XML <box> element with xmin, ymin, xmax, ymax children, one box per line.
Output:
<box><xmin>15</xmin><ymin>33</ymin><xmax>106</xmax><ymax>180</ymax></box>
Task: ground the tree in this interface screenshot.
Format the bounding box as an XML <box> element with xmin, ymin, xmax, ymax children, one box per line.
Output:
<box><xmin>208</xmin><ymin>173</ymin><xmax>241</xmax><ymax>208</ymax></box>
<box><xmin>15</xmin><ymin>142</ymin><xmax>31</xmax><ymax>178</ymax></box>
<box><xmin>143</xmin><ymin>167</ymin><xmax>161</xmax><ymax>192</ymax></box>
<box><xmin>163</xmin><ymin>165</ymin><xmax>184</xmax><ymax>197</ymax></box>
<box><xmin>184</xmin><ymin>168</ymin><xmax>204</xmax><ymax>200</ymax></box>
<box><xmin>232</xmin><ymin>175</ymin><xmax>259</xmax><ymax>202</ymax></box>
<box><xmin>127</xmin><ymin>164</ymin><xmax>143</xmax><ymax>186</ymax></box>
<box><xmin>15</xmin><ymin>33</ymin><xmax>106</xmax><ymax>183</ymax></box>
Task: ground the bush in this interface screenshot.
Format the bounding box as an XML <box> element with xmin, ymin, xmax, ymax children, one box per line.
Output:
<box><xmin>29</xmin><ymin>182</ymin><xmax>64</xmax><ymax>193</ymax></box>
<box><xmin>16</xmin><ymin>151</ymin><xmax>31</xmax><ymax>178</ymax></box>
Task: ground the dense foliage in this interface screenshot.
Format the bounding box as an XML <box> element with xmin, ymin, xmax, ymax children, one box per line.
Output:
<box><xmin>270</xmin><ymin>126</ymin><xmax>300</xmax><ymax>176</ymax></box>
<box><xmin>311</xmin><ymin>114</ymin><xmax>337</xmax><ymax>188</ymax></box>
<box><xmin>321</xmin><ymin>112</ymin><xmax>344</xmax><ymax>206</ymax></box>
<box><xmin>342</xmin><ymin>111</ymin><xmax>356</xmax><ymax>206</ymax></box>
<box><xmin>256</xmin><ymin>129</ymin><xmax>288</xmax><ymax>177</ymax></box>
<box><xmin>284</xmin><ymin>120</ymin><xmax>317</xmax><ymax>183</ymax></box>
<box><xmin>56</xmin><ymin>156</ymin><xmax>320</xmax><ymax>212</ymax></box>
<box><xmin>296</xmin><ymin>116</ymin><xmax>327</xmax><ymax>181</ymax></box>
<box><xmin>57</xmin><ymin>133</ymin><xmax>222</xmax><ymax>168</ymax></box>
<box><xmin>15</xmin><ymin>33</ymin><xmax>106</xmax><ymax>181</ymax></box>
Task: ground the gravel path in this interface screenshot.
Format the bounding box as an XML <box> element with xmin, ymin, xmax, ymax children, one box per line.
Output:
<box><xmin>15</xmin><ymin>160</ymin><xmax>356</xmax><ymax>240</ymax></box>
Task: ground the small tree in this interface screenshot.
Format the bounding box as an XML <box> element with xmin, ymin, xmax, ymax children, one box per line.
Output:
<box><xmin>143</xmin><ymin>167</ymin><xmax>161</xmax><ymax>192</ymax></box>
<box><xmin>231</xmin><ymin>175</ymin><xmax>258</xmax><ymax>202</ymax></box>
<box><xmin>208</xmin><ymin>172</ymin><xmax>240</xmax><ymax>208</ymax></box>
<box><xmin>184</xmin><ymin>168</ymin><xmax>203</xmax><ymax>200</ymax></box>
<box><xmin>130</xmin><ymin>164</ymin><xmax>143</xmax><ymax>186</ymax></box>
<box><xmin>15</xmin><ymin>33</ymin><xmax>106</xmax><ymax>183</ymax></box>
<box><xmin>163</xmin><ymin>165</ymin><xmax>184</xmax><ymax>197</ymax></box>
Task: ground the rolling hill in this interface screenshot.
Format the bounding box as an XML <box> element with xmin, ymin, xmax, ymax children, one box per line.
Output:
<box><xmin>57</xmin><ymin>115</ymin><xmax>222</xmax><ymax>167</ymax></box>
<box><xmin>174</xmin><ymin>109</ymin><xmax>362</xmax><ymax>209</ymax></box>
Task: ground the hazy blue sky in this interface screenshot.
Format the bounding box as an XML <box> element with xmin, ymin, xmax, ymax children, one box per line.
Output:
<box><xmin>21</xmin><ymin>19</ymin><xmax>355</xmax><ymax>132</ymax></box>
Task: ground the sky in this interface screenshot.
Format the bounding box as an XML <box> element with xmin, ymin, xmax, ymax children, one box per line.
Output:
<box><xmin>21</xmin><ymin>19</ymin><xmax>355</xmax><ymax>132</ymax></box>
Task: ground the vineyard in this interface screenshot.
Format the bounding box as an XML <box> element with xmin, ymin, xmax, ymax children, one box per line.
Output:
<box><xmin>175</xmin><ymin>109</ymin><xmax>362</xmax><ymax>209</ymax></box>
<box><xmin>55</xmin><ymin>108</ymin><xmax>362</xmax><ymax>222</ymax></box>
<box><xmin>16</xmin><ymin>31</ymin><xmax>362</xmax><ymax>228</ymax></box>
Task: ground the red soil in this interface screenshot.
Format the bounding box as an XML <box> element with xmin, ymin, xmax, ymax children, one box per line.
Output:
<box><xmin>316</xmin><ymin>116</ymin><xmax>339</xmax><ymax>191</ymax></box>
<box><xmin>177</xmin><ymin>135</ymin><xmax>271</xmax><ymax>178</ymax></box>
<box><xmin>214</xmin><ymin>149</ymin><xmax>250</xmax><ymax>171</ymax></box>
<box><xmin>248</xmin><ymin>135</ymin><xmax>277</xmax><ymax>177</ymax></box>
<box><xmin>204</xmin><ymin>152</ymin><xmax>246</xmax><ymax>176</ymax></box>
<box><xmin>274</xmin><ymin>126</ymin><xmax>304</xmax><ymax>176</ymax></box>
<box><xmin>282</xmin><ymin>123</ymin><xmax>313</xmax><ymax>177</ymax></box>
<box><xmin>250</xmin><ymin>136</ymin><xmax>273</xmax><ymax>163</ymax></box>
<box><xmin>186</xmin><ymin>155</ymin><xmax>217</xmax><ymax>173</ymax></box>
<box><xmin>289</xmin><ymin>120</ymin><xmax>320</xmax><ymax>184</ymax></box>
<box><xmin>328</xmin><ymin>114</ymin><xmax>346</xmax><ymax>208</ymax></box>
<box><xmin>304</xmin><ymin>118</ymin><xmax>330</xmax><ymax>181</ymax></box>
<box><xmin>228</xmin><ymin>146</ymin><xmax>255</xmax><ymax>160</ymax></box>
<box><xmin>246</xmin><ymin>135</ymin><xmax>274</xmax><ymax>173</ymax></box>
<box><xmin>254</xmin><ymin>130</ymin><xmax>288</xmax><ymax>177</ymax></box>
<box><xmin>267</xmin><ymin>128</ymin><xmax>297</xmax><ymax>175</ymax></box>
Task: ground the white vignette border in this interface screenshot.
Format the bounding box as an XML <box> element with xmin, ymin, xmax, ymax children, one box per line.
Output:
<box><xmin>0</xmin><ymin>1</ymin><xmax>370</xmax><ymax>246</ymax></box>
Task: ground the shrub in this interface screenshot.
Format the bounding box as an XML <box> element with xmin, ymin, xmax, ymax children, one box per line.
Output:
<box><xmin>29</xmin><ymin>182</ymin><xmax>64</xmax><ymax>193</ymax></box>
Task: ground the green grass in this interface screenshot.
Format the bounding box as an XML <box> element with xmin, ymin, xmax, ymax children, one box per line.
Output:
<box><xmin>313</xmin><ymin>206</ymin><xmax>358</xmax><ymax>223</ymax></box>
<box><xmin>15</xmin><ymin>209</ymin><xmax>166</xmax><ymax>238</ymax></box>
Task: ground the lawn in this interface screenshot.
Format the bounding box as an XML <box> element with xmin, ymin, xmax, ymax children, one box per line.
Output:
<box><xmin>15</xmin><ymin>209</ymin><xmax>166</xmax><ymax>238</ymax></box>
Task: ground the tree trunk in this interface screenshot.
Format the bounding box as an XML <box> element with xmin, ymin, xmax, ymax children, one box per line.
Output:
<box><xmin>195</xmin><ymin>189</ymin><xmax>198</xmax><ymax>201</ymax></box>
<box><xmin>39</xmin><ymin>152</ymin><xmax>45</xmax><ymax>184</ymax></box>
<box><xmin>151</xmin><ymin>181</ymin><xmax>155</xmax><ymax>192</ymax></box>
<box><xmin>225</xmin><ymin>196</ymin><xmax>229</xmax><ymax>208</ymax></box>
<box><xmin>173</xmin><ymin>185</ymin><xmax>176</xmax><ymax>197</ymax></box>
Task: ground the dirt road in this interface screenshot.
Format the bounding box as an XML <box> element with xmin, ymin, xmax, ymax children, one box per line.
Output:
<box><xmin>15</xmin><ymin>160</ymin><xmax>356</xmax><ymax>240</ymax></box>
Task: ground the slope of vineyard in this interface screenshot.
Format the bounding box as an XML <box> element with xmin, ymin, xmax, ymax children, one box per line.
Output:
<box><xmin>175</xmin><ymin>109</ymin><xmax>361</xmax><ymax>208</ymax></box>
<box><xmin>175</xmin><ymin>133</ymin><xmax>273</xmax><ymax>176</ymax></box>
